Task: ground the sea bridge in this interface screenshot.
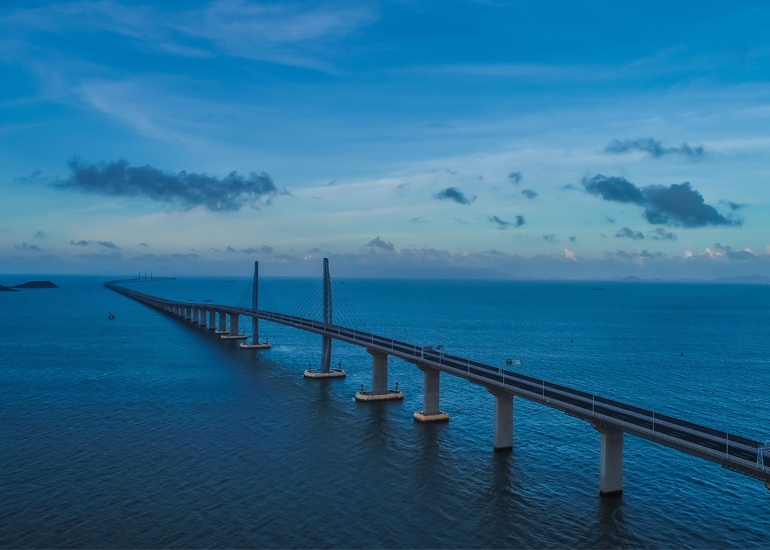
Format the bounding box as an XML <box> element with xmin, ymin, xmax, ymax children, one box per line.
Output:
<box><xmin>105</xmin><ymin>259</ymin><xmax>770</xmax><ymax>497</ymax></box>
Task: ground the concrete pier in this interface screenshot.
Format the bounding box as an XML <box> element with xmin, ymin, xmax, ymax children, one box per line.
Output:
<box><xmin>221</xmin><ymin>313</ymin><xmax>246</xmax><ymax>339</ymax></box>
<box><xmin>488</xmin><ymin>388</ymin><xmax>513</xmax><ymax>451</ymax></box>
<box><xmin>593</xmin><ymin>423</ymin><xmax>624</xmax><ymax>496</ymax></box>
<box><xmin>414</xmin><ymin>364</ymin><xmax>448</xmax><ymax>422</ymax></box>
<box><xmin>355</xmin><ymin>349</ymin><xmax>403</xmax><ymax>401</ymax></box>
<box><xmin>192</xmin><ymin>307</ymin><xmax>199</xmax><ymax>323</ymax></box>
<box><xmin>208</xmin><ymin>310</ymin><xmax>217</xmax><ymax>330</ymax></box>
<box><xmin>215</xmin><ymin>310</ymin><xmax>228</xmax><ymax>334</ymax></box>
<box><xmin>184</xmin><ymin>307</ymin><xmax>191</xmax><ymax>321</ymax></box>
<box><xmin>304</xmin><ymin>258</ymin><xmax>345</xmax><ymax>379</ymax></box>
<box><xmin>241</xmin><ymin>262</ymin><xmax>271</xmax><ymax>349</ymax></box>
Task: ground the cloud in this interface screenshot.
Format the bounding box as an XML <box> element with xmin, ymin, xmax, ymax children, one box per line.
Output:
<box><xmin>615</xmin><ymin>227</ymin><xmax>644</xmax><ymax>240</ymax></box>
<box><xmin>57</xmin><ymin>158</ymin><xmax>281</xmax><ymax>212</ymax></box>
<box><xmin>543</xmin><ymin>234</ymin><xmax>558</xmax><ymax>243</ymax></box>
<box><xmin>69</xmin><ymin>239</ymin><xmax>120</xmax><ymax>249</ymax></box>
<box><xmin>720</xmin><ymin>200</ymin><xmax>746</xmax><ymax>211</ymax></box>
<box><xmin>139</xmin><ymin>242</ymin><xmax>148</xmax><ymax>247</ymax></box>
<box><xmin>569</xmin><ymin>236</ymin><xmax>577</xmax><ymax>242</ymax></box>
<box><xmin>34</xmin><ymin>231</ymin><xmax>46</xmax><ymax>238</ymax></box>
<box><xmin>488</xmin><ymin>215</ymin><xmax>510</xmax><ymax>229</ymax></box>
<box><xmin>711</xmin><ymin>243</ymin><xmax>756</xmax><ymax>261</ymax></box>
<box><xmin>604</xmin><ymin>138</ymin><xmax>705</xmax><ymax>160</ymax></box>
<box><xmin>582</xmin><ymin>174</ymin><xmax>740</xmax><ymax>228</ymax></box>
<box><xmin>409</xmin><ymin>216</ymin><xmax>427</xmax><ymax>223</ymax></box>
<box><xmin>13</xmin><ymin>242</ymin><xmax>43</xmax><ymax>252</ymax></box>
<box><xmin>564</xmin><ymin>249</ymin><xmax>577</xmax><ymax>261</ymax></box>
<box><xmin>226</xmin><ymin>245</ymin><xmax>274</xmax><ymax>254</ymax></box>
<box><xmin>508</xmin><ymin>172</ymin><xmax>522</xmax><ymax>185</ymax></box>
<box><xmin>521</xmin><ymin>189</ymin><xmax>538</xmax><ymax>200</ymax></box>
<box><xmin>434</xmin><ymin>187</ymin><xmax>475</xmax><ymax>205</ymax></box>
<box><xmin>650</xmin><ymin>228</ymin><xmax>676</xmax><ymax>241</ymax></box>
<box><xmin>76</xmin><ymin>252</ymin><xmax>123</xmax><ymax>261</ymax></box>
<box><xmin>366</xmin><ymin>236</ymin><xmax>395</xmax><ymax>253</ymax></box>
<box><xmin>514</xmin><ymin>215</ymin><xmax>526</xmax><ymax>227</ymax></box>
<box><xmin>605</xmin><ymin>216</ymin><xmax>616</xmax><ymax>224</ymax></box>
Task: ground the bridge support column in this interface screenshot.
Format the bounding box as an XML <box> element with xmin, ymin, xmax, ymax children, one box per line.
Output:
<box><xmin>207</xmin><ymin>310</ymin><xmax>216</xmax><ymax>330</ymax></box>
<box><xmin>488</xmin><ymin>388</ymin><xmax>513</xmax><ymax>451</ymax></box>
<box><xmin>355</xmin><ymin>349</ymin><xmax>403</xmax><ymax>401</ymax></box>
<box><xmin>192</xmin><ymin>307</ymin><xmax>200</xmax><ymax>323</ymax></box>
<box><xmin>304</xmin><ymin>334</ymin><xmax>345</xmax><ymax>378</ymax></box>
<box><xmin>222</xmin><ymin>313</ymin><xmax>247</xmax><ymax>339</ymax></box>
<box><xmin>215</xmin><ymin>310</ymin><xmax>228</xmax><ymax>334</ymax></box>
<box><xmin>414</xmin><ymin>364</ymin><xmax>448</xmax><ymax>422</ymax></box>
<box><xmin>593</xmin><ymin>424</ymin><xmax>623</xmax><ymax>496</ymax></box>
<box><xmin>184</xmin><ymin>307</ymin><xmax>191</xmax><ymax>321</ymax></box>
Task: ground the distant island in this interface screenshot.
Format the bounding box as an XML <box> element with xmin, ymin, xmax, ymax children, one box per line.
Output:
<box><xmin>11</xmin><ymin>280</ymin><xmax>59</xmax><ymax>289</ymax></box>
<box><xmin>0</xmin><ymin>284</ymin><xmax>19</xmax><ymax>292</ymax></box>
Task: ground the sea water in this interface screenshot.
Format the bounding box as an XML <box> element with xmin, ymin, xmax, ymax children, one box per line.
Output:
<box><xmin>1</xmin><ymin>276</ymin><xmax>769</xmax><ymax>548</ymax></box>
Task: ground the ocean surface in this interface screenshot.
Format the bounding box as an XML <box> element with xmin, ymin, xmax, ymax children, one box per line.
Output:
<box><xmin>1</xmin><ymin>275</ymin><xmax>769</xmax><ymax>548</ymax></box>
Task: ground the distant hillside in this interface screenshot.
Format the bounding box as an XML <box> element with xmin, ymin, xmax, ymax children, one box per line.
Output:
<box><xmin>0</xmin><ymin>284</ymin><xmax>19</xmax><ymax>292</ymax></box>
<box><xmin>12</xmin><ymin>280</ymin><xmax>59</xmax><ymax>289</ymax></box>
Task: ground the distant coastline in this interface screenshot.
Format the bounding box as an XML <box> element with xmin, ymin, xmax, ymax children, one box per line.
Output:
<box><xmin>0</xmin><ymin>280</ymin><xmax>58</xmax><ymax>291</ymax></box>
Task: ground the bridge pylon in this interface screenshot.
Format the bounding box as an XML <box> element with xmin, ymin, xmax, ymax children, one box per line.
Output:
<box><xmin>241</xmin><ymin>261</ymin><xmax>271</xmax><ymax>349</ymax></box>
<box><xmin>305</xmin><ymin>258</ymin><xmax>345</xmax><ymax>379</ymax></box>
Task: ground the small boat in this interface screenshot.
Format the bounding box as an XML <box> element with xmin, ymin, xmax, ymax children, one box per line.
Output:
<box><xmin>108</xmin><ymin>312</ymin><xmax>115</xmax><ymax>320</ymax></box>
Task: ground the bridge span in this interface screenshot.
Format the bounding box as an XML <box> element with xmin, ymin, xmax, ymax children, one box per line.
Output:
<box><xmin>105</xmin><ymin>259</ymin><xmax>770</xmax><ymax>497</ymax></box>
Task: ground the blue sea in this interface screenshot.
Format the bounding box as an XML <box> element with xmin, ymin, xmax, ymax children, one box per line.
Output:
<box><xmin>1</xmin><ymin>276</ymin><xmax>769</xmax><ymax>548</ymax></box>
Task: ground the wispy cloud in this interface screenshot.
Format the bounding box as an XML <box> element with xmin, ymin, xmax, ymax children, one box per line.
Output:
<box><xmin>604</xmin><ymin>138</ymin><xmax>705</xmax><ymax>160</ymax></box>
<box><xmin>615</xmin><ymin>227</ymin><xmax>644</xmax><ymax>240</ymax></box>
<box><xmin>508</xmin><ymin>171</ymin><xmax>522</xmax><ymax>185</ymax></box>
<box><xmin>13</xmin><ymin>242</ymin><xmax>43</xmax><ymax>252</ymax></box>
<box><xmin>366</xmin><ymin>236</ymin><xmax>395</xmax><ymax>252</ymax></box>
<box><xmin>69</xmin><ymin>239</ymin><xmax>120</xmax><ymax>249</ymax></box>
<box><xmin>34</xmin><ymin>231</ymin><xmax>46</xmax><ymax>238</ymax></box>
<box><xmin>521</xmin><ymin>189</ymin><xmax>537</xmax><ymax>199</ymax></box>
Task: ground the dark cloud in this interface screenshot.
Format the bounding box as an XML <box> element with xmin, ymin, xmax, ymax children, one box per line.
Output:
<box><xmin>605</xmin><ymin>138</ymin><xmax>705</xmax><ymax>160</ymax></box>
<box><xmin>366</xmin><ymin>236</ymin><xmax>395</xmax><ymax>253</ymax></box>
<box><xmin>434</xmin><ymin>187</ymin><xmax>475</xmax><ymax>205</ymax></box>
<box><xmin>514</xmin><ymin>215</ymin><xmax>525</xmax><ymax>227</ymax></box>
<box><xmin>650</xmin><ymin>228</ymin><xmax>676</xmax><ymax>241</ymax></box>
<box><xmin>521</xmin><ymin>189</ymin><xmax>538</xmax><ymax>200</ymax></box>
<box><xmin>13</xmin><ymin>242</ymin><xmax>43</xmax><ymax>252</ymax></box>
<box><xmin>562</xmin><ymin>184</ymin><xmax>579</xmax><ymax>191</ymax></box>
<box><xmin>569</xmin><ymin>236</ymin><xmax>577</xmax><ymax>242</ymax></box>
<box><xmin>605</xmin><ymin>216</ymin><xmax>616</xmax><ymax>224</ymax></box>
<box><xmin>582</xmin><ymin>174</ymin><xmax>739</xmax><ymax>228</ymax></box>
<box><xmin>615</xmin><ymin>227</ymin><xmax>644</xmax><ymax>240</ymax></box>
<box><xmin>57</xmin><ymin>158</ymin><xmax>281</xmax><ymax>212</ymax></box>
<box><xmin>485</xmin><ymin>249</ymin><xmax>506</xmax><ymax>256</ymax></box>
<box><xmin>139</xmin><ymin>243</ymin><xmax>148</xmax><ymax>247</ymax></box>
<box><xmin>488</xmin><ymin>216</ymin><xmax>511</xmax><ymax>229</ymax></box>
<box><xmin>209</xmin><ymin>247</ymin><xmax>220</xmax><ymax>252</ymax></box>
<box><xmin>34</xmin><ymin>231</ymin><xmax>46</xmax><ymax>238</ymax></box>
<box><xmin>613</xmin><ymin>249</ymin><xmax>666</xmax><ymax>260</ymax></box>
<box><xmin>226</xmin><ymin>246</ymin><xmax>237</xmax><ymax>252</ymax></box>
<box><xmin>720</xmin><ymin>200</ymin><xmax>746</xmax><ymax>211</ymax></box>
<box><xmin>543</xmin><ymin>234</ymin><xmax>558</xmax><ymax>243</ymax></box>
<box><xmin>69</xmin><ymin>240</ymin><xmax>120</xmax><ymax>249</ymax></box>
<box><xmin>410</xmin><ymin>216</ymin><xmax>427</xmax><ymax>223</ymax></box>
<box><xmin>508</xmin><ymin>172</ymin><xmax>522</xmax><ymax>185</ymax></box>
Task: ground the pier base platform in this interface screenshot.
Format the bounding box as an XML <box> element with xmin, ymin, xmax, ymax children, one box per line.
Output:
<box><xmin>414</xmin><ymin>411</ymin><xmax>449</xmax><ymax>423</ymax></box>
<box><xmin>355</xmin><ymin>390</ymin><xmax>404</xmax><ymax>402</ymax></box>
<box><xmin>215</xmin><ymin>330</ymin><xmax>229</xmax><ymax>335</ymax></box>
<box><xmin>240</xmin><ymin>341</ymin><xmax>272</xmax><ymax>349</ymax></box>
<box><xmin>304</xmin><ymin>369</ymin><xmax>346</xmax><ymax>379</ymax></box>
<box><xmin>221</xmin><ymin>333</ymin><xmax>247</xmax><ymax>340</ymax></box>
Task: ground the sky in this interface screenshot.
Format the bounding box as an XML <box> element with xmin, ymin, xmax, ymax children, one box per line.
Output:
<box><xmin>1</xmin><ymin>0</ymin><xmax>770</xmax><ymax>279</ymax></box>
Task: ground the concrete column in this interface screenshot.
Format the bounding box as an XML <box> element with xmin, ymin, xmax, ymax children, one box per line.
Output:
<box><xmin>413</xmin><ymin>364</ymin><xmax>448</xmax><ymax>422</ymax></box>
<box><xmin>208</xmin><ymin>310</ymin><xmax>217</xmax><ymax>330</ymax></box>
<box><xmin>218</xmin><ymin>310</ymin><xmax>227</xmax><ymax>332</ymax></box>
<box><xmin>594</xmin><ymin>424</ymin><xmax>623</xmax><ymax>496</ymax></box>
<box><xmin>488</xmin><ymin>388</ymin><xmax>513</xmax><ymax>451</ymax></box>
<box><xmin>192</xmin><ymin>307</ymin><xmax>199</xmax><ymax>323</ymax></box>
<box><xmin>251</xmin><ymin>315</ymin><xmax>258</xmax><ymax>343</ymax></box>
<box><xmin>370</xmin><ymin>350</ymin><xmax>388</xmax><ymax>394</ymax></box>
<box><xmin>230</xmin><ymin>313</ymin><xmax>239</xmax><ymax>336</ymax></box>
<box><xmin>184</xmin><ymin>307</ymin><xmax>191</xmax><ymax>320</ymax></box>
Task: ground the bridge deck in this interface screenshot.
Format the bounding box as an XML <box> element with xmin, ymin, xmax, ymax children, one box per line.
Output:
<box><xmin>104</xmin><ymin>281</ymin><xmax>770</xmax><ymax>486</ymax></box>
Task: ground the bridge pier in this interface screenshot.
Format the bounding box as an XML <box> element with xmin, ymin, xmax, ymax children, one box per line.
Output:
<box><xmin>304</xmin><ymin>258</ymin><xmax>345</xmax><ymax>379</ymax></box>
<box><xmin>192</xmin><ymin>307</ymin><xmax>200</xmax><ymax>324</ymax></box>
<box><xmin>355</xmin><ymin>349</ymin><xmax>403</xmax><ymax>401</ymax></box>
<box><xmin>208</xmin><ymin>310</ymin><xmax>217</xmax><ymax>330</ymax></box>
<box><xmin>593</xmin><ymin>423</ymin><xmax>623</xmax><ymax>496</ymax></box>
<box><xmin>215</xmin><ymin>310</ymin><xmax>228</xmax><ymax>334</ymax></box>
<box><xmin>222</xmin><ymin>313</ymin><xmax>247</xmax><ymax>339</ymax></box>
<box><xmin>488</xmin><ymin>388</ymin><xmax>513</xmax><ymax>451</ymax></box>
<box><xmin>184</xmin><ymin>307</ymin><xmax>191</xmax><ymax>321</ymax></box>
<box><xmin>414</xmin><ymin>364</ymin><xmax>448</xmax><ymax>422</ymax></box>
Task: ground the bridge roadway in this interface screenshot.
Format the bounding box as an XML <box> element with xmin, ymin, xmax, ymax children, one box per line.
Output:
<box><xmin>105</xmin><ymin>280</ymin><xmax>770</xmax><ymax>488</ymax></box>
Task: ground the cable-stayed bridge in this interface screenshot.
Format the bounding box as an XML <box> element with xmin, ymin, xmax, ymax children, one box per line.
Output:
<box><xmin>104</xmin><ymin>259</ymin><xmax>770</xmax><ymax>497</ymax></box>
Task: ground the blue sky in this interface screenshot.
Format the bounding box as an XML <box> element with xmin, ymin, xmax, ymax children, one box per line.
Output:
<box><xmin>1</xmin><ymin>0</ymin><xmax>770</xmax><ymax>278</ymax></box>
